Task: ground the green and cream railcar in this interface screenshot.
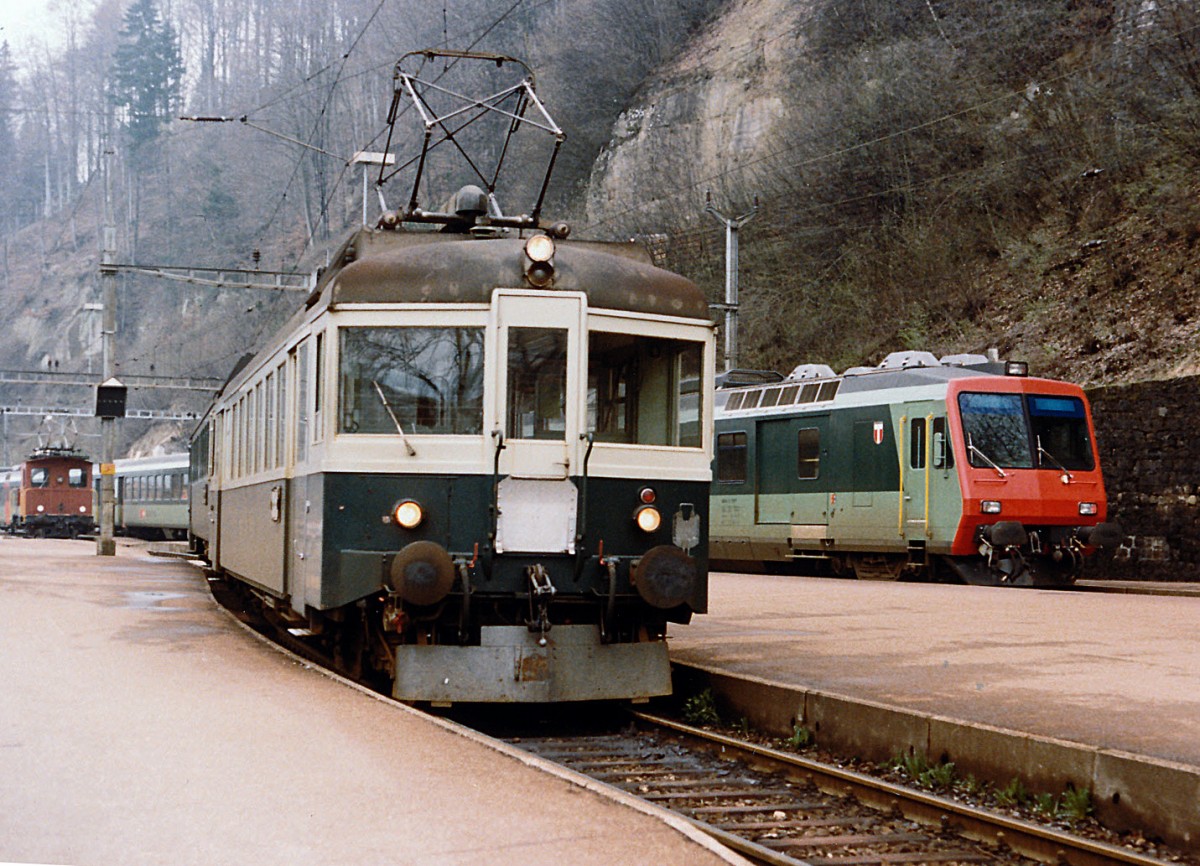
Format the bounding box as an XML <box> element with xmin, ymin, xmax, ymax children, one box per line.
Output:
<box><xmin>191</xmin><ymin>222</ymin><xmax>714</xmax><ymax>702</ymax></box>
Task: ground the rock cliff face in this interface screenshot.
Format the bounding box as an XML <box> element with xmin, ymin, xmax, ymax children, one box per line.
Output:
<box><xmin>584</xmin><ymin>0</ymin><xmax>808</xmax><ymax>232</ymax></box>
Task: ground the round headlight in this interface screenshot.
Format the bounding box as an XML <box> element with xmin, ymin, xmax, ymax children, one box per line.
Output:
<box><xmin>393</xmin><ymin>500</ymin><xmax>424</xmax><ymax>529</ymax></box>
<box><xmin>79</xmin><ymin>506</ymin><xmax>87</xmax><ymax>513</ymax></box>
<box><xmin>634</xmin><ymin>505</ymin><xmax>661</xmax><ymax>533</ymax></box>
<box><xmin>524</xmin><ymin>234</ymin><xmax>555</xmax><ymax>263</ymax></box>
<box><xmin>36</xmin><ymin>504</ymin><xmax>45</xmax><ymax>513</ymax></box>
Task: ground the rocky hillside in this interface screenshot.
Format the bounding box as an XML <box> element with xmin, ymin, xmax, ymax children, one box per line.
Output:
<box><xmin>583</xmin><ymin>0</ymin><xmax>806</xmax><ymax>230</ymax></box>
<box><xmin>583</xmin><ymin>0</ymin><xmax>1200</xmax><ymax>388</ymax></box>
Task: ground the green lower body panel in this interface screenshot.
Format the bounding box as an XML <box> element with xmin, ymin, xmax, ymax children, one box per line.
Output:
<box><xmin>392</xmin><ymin>624</ymin><xmax>672</xmax><ymax>703</ymax></box>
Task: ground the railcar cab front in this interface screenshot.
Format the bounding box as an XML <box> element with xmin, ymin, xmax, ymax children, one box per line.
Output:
<box><xmin>942</xmin><ymin>370</ymin><xmax>1122</xmax><ymax>582</ymax></box>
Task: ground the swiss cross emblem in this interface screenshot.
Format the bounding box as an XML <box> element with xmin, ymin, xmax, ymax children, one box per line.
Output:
<box><xmin>873</xmin><ymin>421</ymin><xmax>884</xmax><ymax>445</ymax></box>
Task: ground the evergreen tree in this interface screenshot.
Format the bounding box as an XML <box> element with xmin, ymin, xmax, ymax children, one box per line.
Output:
<box><xmin>108</xmin><ymin>0</ymin><xmax>183</xmax><ymax>158</ymax></box>
<box><xmin>0</xmin><ymin>42</ymin><xmax>20</xmax><ymax>234</ymax></box>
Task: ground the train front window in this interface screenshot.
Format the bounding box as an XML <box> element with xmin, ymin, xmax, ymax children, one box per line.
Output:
<box><xmin>30</xmin><ymin>468</ymin><xmax>48</xmax><ymax>487</ymax></box>
<box><xmin>508</xmin><ymin>328</ymin><xmax>567</xmax><ymax>440</ymax></box>
<box><xmin>958</xmin><ymin>392</ymin><xmax>1034</xmax><ymax>469</ymax></box>
<box><xmin>587</xmin><ymin>332</ymin><xmax>704</xmax><ymax>447</ymax></box>
<box><xmin>958</xmin><ymin>392</ymin><xmax>1093</xmax><ymax>472</ymax></box>
<box><xmin>1028</xmin><ymin>394</ymin><xmax>1094</xmax><ymax>471</ymax></box>
<box><xmin>340</xmin><ymin>327</ymin><xmax>484</xmax><ymax>435</ymax></box>
<box><xmin>69</xmin><ymin>468</ymin><xmax>86</xmax><ymax>488</ymax></box>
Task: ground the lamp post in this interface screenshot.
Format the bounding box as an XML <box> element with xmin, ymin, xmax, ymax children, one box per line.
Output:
<box><xmin>705</xmin><ymin>191</ymin><xmax>758</xmax><ymax>372</ymax></box>
<box><xmin>96</xmin><ymin>144</ymin><xmax>119</xmax><ymax>557</ymax></box>
<box><xmin>351</xmin><ymin>151</ymin><xmax>396</xmax><ymax>226</ymax></box>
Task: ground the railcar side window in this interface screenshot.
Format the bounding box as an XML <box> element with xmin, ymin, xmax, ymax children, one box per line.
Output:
<box><xmin>340</xmin><ymin>327</ymin><xmax>484</xmax><ymax>435</ymax></box>
<box><xmin>958</xmin><ymin>392</ymin><xmax>1033</xmax><ymax>469</ymax></box>
<box><xmin>797</xmin><ymin>428</ymin><xmax>820</xmax><ymax>479</ymax></box>
<box><xmin>587</xmin><ymin>333</ymin><xmax>704</xmax><ymax>447</ymax></box>
<box><xmin>716</xmin><ymin>432</ymin><xmax>747</xmax><ymax>482</ymax></box>
<box><xmin>264</xmin><ymin>373</ymin><xmax>276</xmax><ymax>469</ymax></box>
<box><xmin>275</xmin><ymin>363</ymin><xmax>287</xmax><ymax>466</ymax></box>
<box><xmin>314</xmin><ymin>331</ymin><xmax>325</xmax><ymax>420</ymax></box>
<box><xmin>910</xmin><ymin>418</ymin><xmax>927</xmax><ymax>469</ymax></box>
<box><xmin>932</xmin><ymin>417</ymin><xmax>953</xmax><ymax>468</ymax></box>
<box><xmin>295</xmin><ymin>342</ymin><xmax>309</xmax><ymax>461</ymax></box>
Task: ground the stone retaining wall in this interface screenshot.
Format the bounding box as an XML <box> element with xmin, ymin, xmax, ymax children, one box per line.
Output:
<box><xmin>1087</xmin><ymin>376</ymin><xmax>1200</xmax><ymax>581</ymax></box>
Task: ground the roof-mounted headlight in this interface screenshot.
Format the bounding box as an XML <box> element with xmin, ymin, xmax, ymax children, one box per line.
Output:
<box><xmin>1004</xmin><ymin>360</ymin><xmax>1029</xmax><ymax>377</ymax></box>
<box><xmin>524</xmin><ymin>234</ymin><xmax>555</xmax><ymax>263</ymax></box>
<box><xmin>523</xmin><ymin>234</ymin><xmax>556</xmax><ymax>288</ymax></box>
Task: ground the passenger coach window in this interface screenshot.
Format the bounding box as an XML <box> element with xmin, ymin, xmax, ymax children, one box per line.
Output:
<box><xmin>340</xmin><ymin>327</ymin><xmax>484</xmax><ymax>435</ymax></box>
<box><xmin>716</xmin><ymin>432</ymin><xmax>747</xmax><ymax>482</ymax></box>
<box><xmin>797</xmin><ymin>428</ymin><xmax>820</xmax><ymax>479</ymax></box>
<box><xmin>587</xmin><ymin>333</ymin><xmax>704</xmax><ymax>447</ymax></box>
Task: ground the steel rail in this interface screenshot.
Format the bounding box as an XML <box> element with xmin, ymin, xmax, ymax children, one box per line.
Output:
<box><xmin>634</xmin><ymin>711</ymin><xmax>1171</xmax><ymax>866</ymax></box>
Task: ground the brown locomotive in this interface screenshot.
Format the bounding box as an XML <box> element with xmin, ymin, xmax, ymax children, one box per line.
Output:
<box><xmin>1</xmin><ymin>448</ymin><xmax>95</xmax><ymax>538</ymax></box>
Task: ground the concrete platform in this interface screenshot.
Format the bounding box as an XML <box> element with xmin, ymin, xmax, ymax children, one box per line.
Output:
<box><xmin>669</xmin><ymin>573</ymin><xmax>1200</xmax><ymax>849</ymax></box>
<box><xmin>0</xmin><ymin>538</ymin><xmax>746</xmax><ymax>866</ymax></box>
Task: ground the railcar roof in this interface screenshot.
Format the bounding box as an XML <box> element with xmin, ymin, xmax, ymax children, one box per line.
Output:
<box><xmin>320</xmin><ymin>229</ymin><xmax>708</xmax><ymax>319</ymax></box>
<box><xmin>836</xmin><ymin>364</ymin><xmax>1002</xmax><ymax>393</ymax></box>
<box><xmin>716</xmin><ymin>362</ymin><xmax>1062</xmax><ymax>418</ymax></box>
<box><xmin>112</xmin><ymin>454</ymin><xmax>190</xmax><ymax>472</ymax></box>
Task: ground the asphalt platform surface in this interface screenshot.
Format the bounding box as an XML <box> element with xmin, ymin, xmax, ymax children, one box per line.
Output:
<box><xmin>670</xmin><ymin>572</ymin><xmax>1200</xmax><ymax>769</ymax></box>
<box><xmin>0</xmin><ymin>538</ymin><xmax>745</xmax><ymax>866</ymax></box>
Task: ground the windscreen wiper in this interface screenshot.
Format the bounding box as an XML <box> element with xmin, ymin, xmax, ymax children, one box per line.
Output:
<box><xmin>967</xmin><ymin>433</ymin><xmax>1007</xmax><ymax>478</ymax></box>
<box><xmin>1036</xmin><ymin>435</ymin><xmax>1073</xmax><ymax>483</ymax></box>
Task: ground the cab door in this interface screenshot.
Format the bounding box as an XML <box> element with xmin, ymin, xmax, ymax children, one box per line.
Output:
<box><xmin>489</xmin><ymin>290</ymin><xmax>585</xmax><ymax>555</ymax></box>
<box><xmin>490</xmin><ymin>290</ymin><xmax>585</xmax><ymax>479</ymax></box>
<box><xmin>900</xmin><ymin>406</ymin><xmax>934</xmax><ymax>547</ymax></box>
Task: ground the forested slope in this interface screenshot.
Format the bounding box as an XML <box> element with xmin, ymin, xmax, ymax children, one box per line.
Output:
<box><xmin>1</xmin><ymin>0</ymin><xmax>1197</xmax><ymax>455</ymax></box>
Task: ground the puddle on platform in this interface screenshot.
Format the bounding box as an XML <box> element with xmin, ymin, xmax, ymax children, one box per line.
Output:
<box><xmin>124</xmin><ymin>590</ymin><xmax>190</xmax><ymax>610</ymax></box>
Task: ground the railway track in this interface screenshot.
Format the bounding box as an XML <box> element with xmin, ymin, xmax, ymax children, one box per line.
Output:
<box><xmin>505</xmin><ymin>713</ymin><xmax>1176</xmax><ymax>866</ymax></box>
<box><xmin>206</xmin><ymin>571</ymin><xmax>1185</xmax><ymax>866</ymax></box>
